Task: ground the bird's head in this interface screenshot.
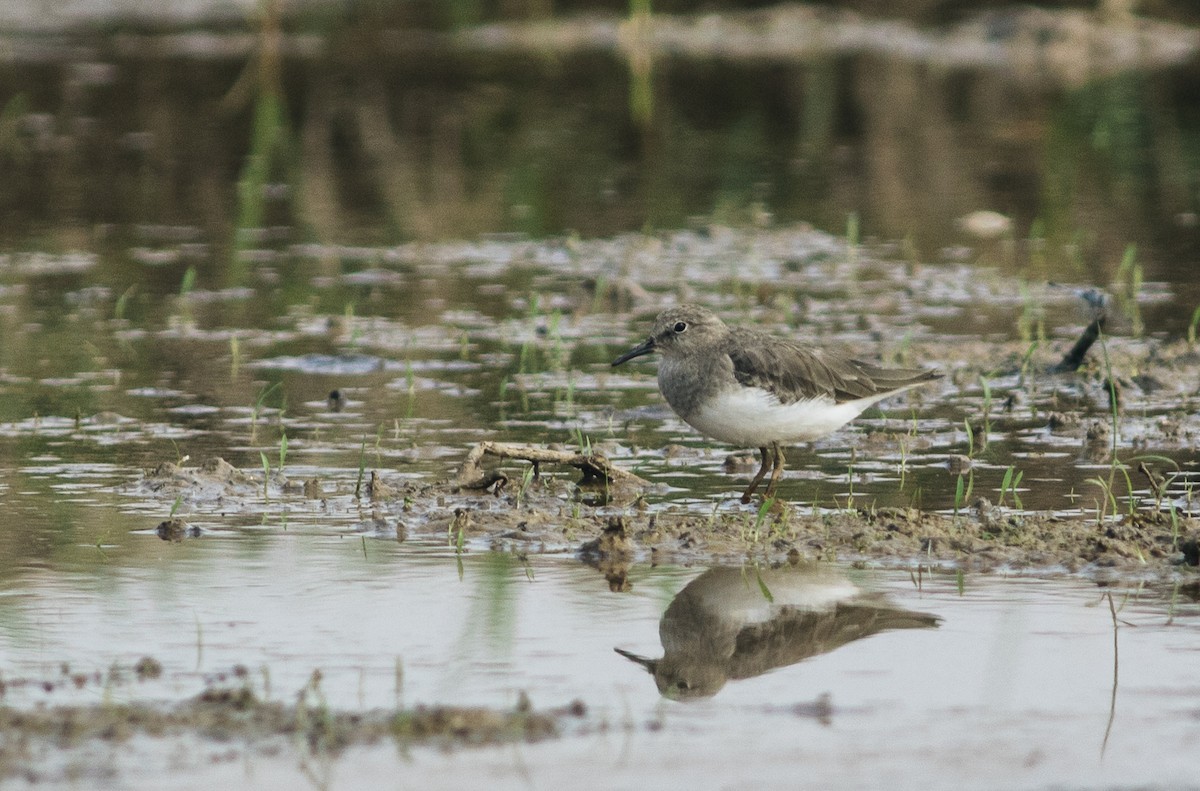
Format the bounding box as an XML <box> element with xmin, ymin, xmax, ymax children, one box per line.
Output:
<box><xmin>611</xmin><ymin>304</ymin><xmax>727</xmax><ymax>366</ymax></box>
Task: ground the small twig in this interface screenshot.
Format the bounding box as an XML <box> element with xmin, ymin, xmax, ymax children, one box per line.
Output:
<box><xmin>455</xmin><ymin>441</ymin><xmax>648</xmax><ymax>489</ymax></box>
<box><xmin>458</xmin><ymin>470</ymin><xmax>509</xmax><ymax>492</ymax></box>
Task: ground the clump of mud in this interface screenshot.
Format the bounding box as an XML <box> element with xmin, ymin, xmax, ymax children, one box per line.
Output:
<box><xmin>130</xmin><ymin>452</ymin><xmax>1199</xmax><ymax>575</ymax></box>
<box><xmin>0</xmin><ymin>663</ymin><xmax>584</xmax><ymax>783</ymax></box>
<box><xmin>439</xmin><ymin>444</ymin><xmax>1200</xmax><ymax>574</ymax></box>
<box><xmin>634</xmin><ymin>502</ymin><xmax>1197</xmax><ymax>573</ymax></box>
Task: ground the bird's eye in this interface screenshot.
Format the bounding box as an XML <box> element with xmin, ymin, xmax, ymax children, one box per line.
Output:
<box><xmin>673</xmin><ymin>321</ymin><xmax>687</xmax><ymax>333</ymax></box>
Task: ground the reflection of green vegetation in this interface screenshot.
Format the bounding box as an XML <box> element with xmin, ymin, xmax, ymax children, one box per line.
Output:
<box><xmin>1038</xmin><ymin>73</ymin><xmax>1161</xmax><ymax>280</ymax></box>
<box><xmin>626</xmin><ymin>0</ymin><xmax>654</xmax><ymax>127</ymax></box>
<box><xmin>457</xmin><ymin>551</ymin><xmax>520</xmax><ymax>656</ymax></box>
<box><xmin>798</xmin><ymin>61</ymin><xmax>838</xmax><ymax>163</ymax></box>
<box><xmin>237</xmin><ymin>89</ymin><xmax>290</xmax><ymax>235</ymax></box>
<box><xmin>235</xmin><ymin>0</ymin><xmax>293</xmax><ymax>257</ymax></box>
<box><xmin>442</xmin><ymin>0</ymin><xmax>488</xmax><ymax>29</ymax></box>
<box><xmin>0</xmin><ymin>94</ymin><xmax>31</xmax><ymax>156</ymax></box>
<box><xmin>0</xmin><ymin>461</ymin><xmax>131</xmax><ymax>592</ymax></box>
<box><xmin>0</xmin><ymin>315</ymin><xmax>111</xmax><ymax>420</ymax></box>
<box><xmin>0</xmin><ymin>7</ymin><xmax>1196</xmax><ymax>299</ymax></box>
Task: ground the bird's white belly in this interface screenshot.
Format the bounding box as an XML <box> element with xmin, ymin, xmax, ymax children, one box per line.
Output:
<box><xmin>686</xmin><ymin>568</ymin><xmax>863</xmax><ymax>624</ymax></box>
<box><xmin>682</xmin><ymin>386</ymin><xmax>869</xmax><ymax>447</ymax></box>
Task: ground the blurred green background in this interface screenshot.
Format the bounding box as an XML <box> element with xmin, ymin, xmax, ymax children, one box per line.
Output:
<box><xmin>1</xmin><ymin>0</ymin><xmax>1198</xmax><ymax>291</ymax></box>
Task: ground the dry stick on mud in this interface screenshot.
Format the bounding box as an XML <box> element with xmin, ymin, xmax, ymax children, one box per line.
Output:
<box><xmin>456</xmin><ymin>441</ymin><xmax>648</xmax><ymax>491</ymax></box>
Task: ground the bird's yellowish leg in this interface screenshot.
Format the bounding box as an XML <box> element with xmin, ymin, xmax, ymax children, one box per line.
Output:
<box><xmin>740</xmin><ymin>446</ymin><xmax>772</xmax><ymax>504</ymax></box>
<box><xmin>763</xmin><ymin>443</ymin><xmax>785</xmax><ymax>500</ymax></box>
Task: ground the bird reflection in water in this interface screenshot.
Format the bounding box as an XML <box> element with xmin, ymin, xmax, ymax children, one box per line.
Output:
<box><xmin>616</xmin><ymin>564</ymin><xmax>940</xmax><ymax>700</ymax></box>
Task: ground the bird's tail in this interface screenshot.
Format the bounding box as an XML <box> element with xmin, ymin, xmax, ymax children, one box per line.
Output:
<box><xmin>854</xmin><ymin>362</ymin><xmax>942</xmax><ymax>393</ymax></box>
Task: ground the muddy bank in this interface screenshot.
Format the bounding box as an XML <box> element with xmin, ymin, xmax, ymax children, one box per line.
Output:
<box><xmin>0</xmin><ymin>673</ymin><xmax>582</xmax><ymax>784</ymax></box>
<box><xmin>132</xmin><ymin>452</ymin><xmax>1200</xmax><ymax>577</ymax></box>
<box><xmin>86</xmin><ymin>221</ymin><xmax>1200</xmax><ymax>577</ymax></box>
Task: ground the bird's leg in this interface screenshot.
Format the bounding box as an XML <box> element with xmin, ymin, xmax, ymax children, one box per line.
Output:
<box><xmin>740</xmin><ymin>446</ymin><xmax>772</xmax><ymax>504</ymax></box>
<box><xmin>763</xmin><ymin>443</ymin><xmax>786</xmax><ymax>500</ymax></box>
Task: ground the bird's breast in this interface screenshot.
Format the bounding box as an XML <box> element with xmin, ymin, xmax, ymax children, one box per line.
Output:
<box><xmin>656</xmin><ymin>355</ymin><xmax>723</xmax><ymax>418</ymax></box>
<box><xmin>683</xmin><ymin>386</ymin><xmax>867</xmax><ymax>447</ymax></box>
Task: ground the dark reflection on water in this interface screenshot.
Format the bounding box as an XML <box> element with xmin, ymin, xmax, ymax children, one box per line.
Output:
<box><xmin>0</xmin><ymin>10</ymin><xmax>1198</xmax><ymax>292</ymax></box>
<box><xmin>616</xmin><ymin>563</ymin><xmax>940</xmax><ymax>699</ymax></box>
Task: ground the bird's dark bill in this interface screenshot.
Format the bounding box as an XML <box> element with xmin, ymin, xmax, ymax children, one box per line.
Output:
<box><xmin>611</xmin><ymin>337</ymin><xmax>656</xmax><ymax>366</ymax></box>
<box><xmin>614</xmin><ymin>647</ymin><xmax>657</xmax><ymax>673</ymax></box>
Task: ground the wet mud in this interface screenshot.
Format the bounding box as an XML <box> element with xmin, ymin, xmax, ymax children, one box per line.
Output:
<box><xmin>132</xmin><ymin>449</ymin><xmax>1200</xmax><ymax>576</ymax></box>
<box><xmin>0</xmin><ymin>668</ymin><xmax>581</xmax><ymax>784</ymax></box>
<box><xmin>8</xmin><ymin>220</ymin><xmax>1194</xmax><ymax>582</ymax></box>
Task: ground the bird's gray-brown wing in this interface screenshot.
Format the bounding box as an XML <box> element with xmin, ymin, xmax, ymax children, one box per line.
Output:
<box><xmin>726</xmin><ymin>328</ymin><xmax>939</xmax><ymax>405</ymax></box>
<box><xmin>725</xmin><ymin>602</ymin><xmax>941</xmax><ymax>681</ymax></box>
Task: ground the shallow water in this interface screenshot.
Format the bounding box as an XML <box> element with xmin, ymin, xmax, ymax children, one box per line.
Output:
<box><xmin>1</xmin><ymin>229</ymin><xmax>1197</xmax><ymax>524</ymax></box>
<box><xmin>2</xmin><ymin>536</ymin><xmax>1198</xmax><ymax>789</ymax></box>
